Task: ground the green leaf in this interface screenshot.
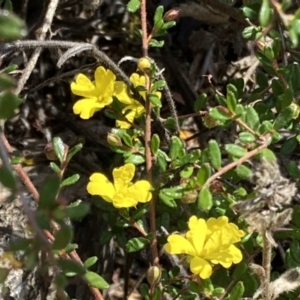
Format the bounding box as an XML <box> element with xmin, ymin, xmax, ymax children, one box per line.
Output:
<box><xmin>212</xmin><ymin>287</ymin><xmax>226</xmax><ymax>297</ymax></box>
<box><xmin>225</xmin><ymin>144</ymin><xmax>247</xmax><ymax>158</ymax></box>
<box><xmin>84</xmin><ymin>256</ymin><xmax>98</xmax><ymax>269</ymax></box>
<box><xmin>164</xmin><ymin>117</ymin><xmax>177</xmax><ymax>132</ymax></box>
<box><xmin>60</xmin><ymin>174</ymin><xmax>80</xmax><ymax>188</ymax></box>
<box><xmin>126</xmin><ymin>0</ymin><xmax>141</xmax><ymax>12</ymax></box>
<box><xmin>52</xmin><ymin>137</ymin><xmax>65</xmax><ymax>163</ymax></box>
<box><xmin>159</xmin><ymin>191</ymin><xmax>177</xmax><ymax>208</ymax></box>
<box><xmin>0</xmin><ymin>73</ymin><xmax>15</xmax><ymax>90</ymax></box>
<box><xmin>52</xmin><ymin>226</ymin><xmax>73</xmax><ymax>250</ymax></box>
<box><xmin>197</xmin><ymin>163</ymin><xmax>211</xmax><ymax>186</ymax></box>
<box><xmin>277</xmin><ymin>88</ymin><xmax>293</xmax><ymax>111</ymax></box>
<box><xmin>131</xmin><ymin>207</ymin><xmax>148</xmax><ymax>220</ymax></box>
<box><xmin>198</xmin><ymin>187</ymin><xmax>213</xmax><ymax>211</ymax></box>
<box><xmin>228</xmin><ymin>282</ymin><xmax>244</xmax><ymax>300</ymax></box>
<box><xmin>1</xmin><ymin>64</ymin><xmax>17</xmax><ymax>73</ymax></box>
<box><xmin>156</xmin><ymin>149</ymin><xmax>167</xmax><ymax>171</ymax></box>
<box><xmin>235</xmin><ymin>164</ymin><xmax>252</xmax><ymax>179</ymax></box>
<box><xmin>232</xmin><ymin>261</ymin><xmax>248</xmax><ymax>281</ymax></box>
<box><xmin>54</xmin><ymin>274</ymin><xmax>68</xmax><ymax>289</ymax></box>
<box><xmin>256</xmin><ymin>71</ymin><xmax>269</xmax><ymax>90</ymax></box>
<box><xmin>65</xmin><ymin>201</ymin><xmax>90</xmax><ymax>220</ymax></box>
<box><xmin>259</xmin><ymin>120</ymin><xmax>273</xmax><ymax>135</ymax></box>
<box><xmin>125</xmin><ymin>154</ymin><xmax>145</xmax><ymax>165</ymax></box>
<box><xmin>287</xmin><ymin>161</ymin><xmax>300</xmax><ymax>178</ymax></box>
<box><xmin>242</xmin><ymin>6</ymin><xmax>258</xmax><ymax>20</ymax></box>
<box><xmin>194</xmin><ymin>93</ymin><xmax>207</xmax><ymax>111</ymax></box>
<box><xmin>162</xmin><ymin>21</ymin><xmax>176</xmax><ymax>30</ymax></box>
<box><xmin>126</xmin><ymin>237</ymin><xmax>150</xmax><ymax>252</ymax></box>
<box><xmin>289</xmin><ymin>240</ymin><xmax>300</xmax><ymax>263</ymax></box>
<box><xmin>256</xmin><ymin>149</ymin><xmax>276</xmax><ymax>160</ymax></box>
<box><xmin>39</xmin><ymin>175</ymin><xmax>60</xmax><ymax>208</ymax></box>
<box><xmin>64</xmin><ymin>243</ymin><xmax>78</xmax><ymax>253</ymax></box>
<box><xmin>273</xmin><ymin>106</ymin><xmax>294</xmax><ymax>130</ymax></box>
<box><xmin>154</xmin><ymin>6</ymin><xmax>164</xmax><ymax>26</ymax></box>
<box><xmin>180</xmin><ymin>166</ymin><xmax>194</xmax><ymax>178</ymax></box>
<box><xmin>226</xmin><ymin>85</ymin><xmax>237</xmax><ymax>113</ymax></box>
<box><xmin>256</xmin><ymin>52</ymin><xmax>276</xmax><ymax>75</ymax></box>
<box><xmin>0</xmin><ymin>166</ymin><xmax>16</xmax><ymax>189</ymax></box>
<box><xmin>242</xmin><ymin>25</ymin><xmax>261</xmax><ymax>40</ymax></box>
<box><xmin>149</xmin><ymin>94</ymin><xmax>162</xmax><ymax>107</ymax></box>
<box><xmin>67</xmin><ymin>143</ymin><xmax>83</xmax><ymax>162</ymax></box>
<box><xmin>280</xmin><ymin>137</ymin><xmax>298</xmax><ymax>155</ymax></box>
<box><xmin>272</xmin><ymin>79</ymin><xmax>284</xmax><ymax>96</ymax></box>
<box><xmin>119</xmin><ymin>130</ymin><xmax>133</xmax><ymax>147</ymax></box>
<box><xmin>85</xmin><ymin>271</ymin><xmax>109</xmax><ymax>289</ymax></box>
<box><xmin>289</xmin><ymin>63</ymin><xmax>300</xmax><ymax>91</ymax></box>
<box><xmin>238</xmin><ymin>132</ymin><xmax>256</xmax><ymax>143</ymax></box>
<box><xmin>57</xmin><ymin>259</ymin><xmax>86</xmax><ymax>277</ymax></box>
<box><xmin>0</xmin><ymin>91</ymin><xmax>22</xmax><ymax>119</ymax></box>
<box><xmin>49</xmin><ymin>162</ymin><xmax>61</xmax><ymax>174</ymax></box>
<box><xmin>0</xmin><ymin>11</ymin><xmax>25</xmax><ymax>40</ymax></box>
<box><xmin>151</xmin><ymin>134</ymin><xmax>160</xmax><ymax>155</ymax></box>
<box><xmin>259</xmin><ymin>0</ymin><xmax>271</xmax><ymax>27</ymax></box>
<box><xmin>209</xmin><ymin>107</ymin><xmax>231</xmax><ymax>122</ymax></box>
<box><xmin>8</xmin><ymin>238</ymin><xmax>32</xmax><ymax>251</ymax></box>
<box><xmin>245</xmin><ymin>107</ymin><xmax>260</xmax><ymax>131</ymax></box>
<box><xmin>169</xmin><ymin>136</ymin><xmax>183</xmax><ymax>160</ymax></box>
<box><xmin>160</xmin><ymin>186</ymin><xmax>184</xmax><ymax>200</ymax></box>
<box><xmin>148</xmin><ymin>39</ymin><xmax>164</xmax><ymax>48</ymax></box>
<box><xmin>208</xmin><ymin>140</ymin><xmax>221</xmax><ymax>170</ymax></box>
<box><xmin>152</xmin><ymin>80</ymin><xmax>166</xmax><ymax>91</ymax></box>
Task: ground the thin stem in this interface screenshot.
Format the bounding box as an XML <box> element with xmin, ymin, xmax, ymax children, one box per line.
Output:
<box><xmin>204</xmin><ymin>135</ymin><xmax>270</xmax><ymax>188</ymax></box>
<box><xmin>15</xmin><ymin>0</ymin><xmax>60</xmax><ymax>95</ymax></box>
<box><xmin>262</xmin><ymin>229</ymin><xmax>272</xmax><ymax>300</ymax></box>
<box><xmin>140</xmin><ymin>0</ymin><xmax>159</xmax><ymax>266</ymax></box>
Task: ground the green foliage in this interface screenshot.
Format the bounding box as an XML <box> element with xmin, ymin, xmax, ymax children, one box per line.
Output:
<box><xmin>0</xmin><ymin>9</ymin><xmax>25</xmax><ymax>40</ymax></box>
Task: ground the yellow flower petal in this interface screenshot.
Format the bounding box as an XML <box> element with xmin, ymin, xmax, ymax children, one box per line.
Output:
<box><xmin>186</xmin><ymin>218</ymin><xmax>207</xmax><ymax>257</ymax></box>
<box><xmin>113</xmin><ymin>192</ymin><xmax>138</xmax><ymax>208</ymax></box>
<box><xmin>113</xmin><ymin>163</ymin><xmax>135</xmax><ymax>191</ymax></box>
<box><xmin>164</xmin><ymin>235</ymin><xmax>196</xmax><ymax>256</ymax></box>
<box><xmin>227</xmin><ymin>245</ymin><xmax>243</xmax><ymax>264</ymax></box>
<box><xmin>94</xmin><ymin>66</ymin><xmax>116</xmax><ymax>98</ymax></box>
<box><xmin>71</xmin><ymin>74</ymin><xmax>97</xmax><ymax>98</ymax></box>
<box><xmin>116</xmin><ymin>109</ymin><xmax>136</xmax><ymax>129</ymax></box>
<box><xmin>128</xmin><ymin>180</ymin><xmax>152</xmax><ymax>203</ymax></box>
<box><xmin>114</xmin><ymin>81</ymin><xmax>134</xmax><ymax>105</ymax></box>
<box><xmin>73</xmin><ymin>98</ymin><xmax>102</xmax><ymax>119</ymax></box>
<box><xmin>87</xmin><ymin>173</ymin><xmax>115</xmax><ymax>203</ymax></box>
<box><xmin>130</xmin><ymin>73</ymin><xmax>145</xmax><ymax>87</ymax></box>
<box><xmin>189</xmin><ymin>256</ymin><xmax>212</xmax><ymax>279</ymax></box>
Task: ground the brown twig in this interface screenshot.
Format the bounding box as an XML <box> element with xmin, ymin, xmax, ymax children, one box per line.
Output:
<box><xmin>140</xmin><ymin>0</ymin><xmax>159</xmax><ymax>267</ymax></box>
<box><xmin>15</xmin><ymin>0</ymin><xmax>60</xmax><ymax>95</ymax></box>
<box><xmin>204</xmin><ymin>134</ymin><xmax>270</xmax><ymax>188</ymax></box>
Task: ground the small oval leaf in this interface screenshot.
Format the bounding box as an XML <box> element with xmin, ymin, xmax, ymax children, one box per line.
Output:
<box><xmin>197</xmin><ymin>187</ymin><xmax>213</xmax><ymax>211</ymax></box>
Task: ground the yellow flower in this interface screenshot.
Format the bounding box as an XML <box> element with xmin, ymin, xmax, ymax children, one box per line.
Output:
<box><xmin>114</xmin><ymin>73</ymin><xmax>161</xmax><ymax>129</ymax></box>
<box><xmin>87</xmin><ymin>163</ymin><xmax>152</xmax><ymax>208</ymax></box>
<box><xmin>164</xmin><ymin>216</ymin><xmax>245</xmax><ymax>279</ymax></box>
<box><xmin>71</xmin><ymin>66</ymin><xmax>116</xmax><ymax>119</ymax></box>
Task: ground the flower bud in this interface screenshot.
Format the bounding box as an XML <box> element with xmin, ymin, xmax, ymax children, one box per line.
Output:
<box><xmin>44</xmin><ymin>143</ymin><xmax>58</xmax><ymax>161</ymax></box>
<box><xmin>163</xmin><ymin>8</ymin><xmax>181</xmax><ymax>22</ymax></box>
<box><xmin>107</xmin><ymin>133</ymin><xmax>122</xmax><ymax>147</ymax></box>
<box><xmin>137</xmin><ymin>57</ymin><xmax>151</xmax><ymax>73</ymax></box>
<box><xmin>146</xmin><ymin>266</ymin><xmax>161</xmax><ymax>286</ymax></box>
